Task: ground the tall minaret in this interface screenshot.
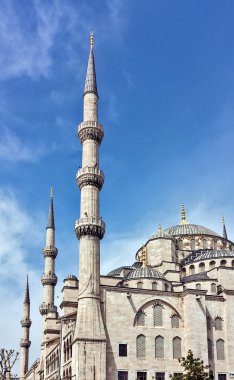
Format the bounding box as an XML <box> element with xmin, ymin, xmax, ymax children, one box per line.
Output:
<box><xmin>19</xmin><ymin>276</ymin><xmax>31</xmax><ymax>380</ymax></box>
<box><xmin>72</xmin><ymin>33</ymin><xmax>106</xmax><ymax>380</ymax></box>
<box><xmin>222</xmin><ymin>216</ymin><xmax>228</xmax><ymax>240</ymax></box>
<box><xmin>39</xmin><ymin>189</ymin><xmax>58</xmax><ymax>344</ymax></box>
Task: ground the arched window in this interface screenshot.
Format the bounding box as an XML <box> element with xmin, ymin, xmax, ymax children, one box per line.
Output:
<box><xmin>209</xmin><ymin>261</ymin><xmax>215</xmax><ymax>270</ymax></box>
<box><xmin>220</xmin><ymin>260</ymin><xmax>227</xmax><ymax>267</ymax></box>
<box><xmin>199</xmin><ymin>262</ymin><xmax>205</xmax><ymax>272</ymax></box>
<box><xmin>69</xmin><ymin>367</ymin><xmax>72</xmax><ymax>380</ymax></box>
<box><xmin>136</xmin><ymin>334</ymin><xmax>146</xmax><ymax>358</ymax></box>
<box><xmin>191</xmin><ymin>239</ymin><xmax>195</xmax><ymax>250</ymax></box>
<box><xmin>196</xmin><ymin>283</ymin><xmax>201</xmax><ymax>290</ymax></box>
<box><xmin>155</xmin><ymin>336</ymin><xmax>164</xmax><ymax>358</ymax></box>
<box><xmin>164</xmin><ymin>283</ymin><xmax>169</xmax><ymax>291</ymax></box>
<box><xmin>171</xmin><ymin>315</ymin><xmax>179</xmax><ymax>328</ymax></box>
<box><xmin>136</xmin><ymin>310</ymin><xmax>145</xmax><ymax>326</ymax></box>
<box><xmin>211</xmin><ymin>283</ymin><xmax>216</xmax><ymax>294</ymax></box>
<box><xmin>203</xmin><ymin>239</ymin><xmax>207</xmax><ymax>249</ymax></box>
<box><xmin>152</xmin><ymin>282</ymin><xmax>157</xmax><ymax>290</ymax></box>
<box><xmin>215</xmin><ymin>317</ymin><xmax>222</xmax><ymax>331</ymax></box>
<box><xmin>231</xmin><ymin>260</ymin><xmax>234</xmax><ymax>268</ymax></box>
<box><xmin>189</xmin><ymin>265</ymin><xmax>195</xmax><ymax>275</ymax></box>
<box><xmin>216</xmin><ymin>339</ymin><xmax>225</xmax><ymax>360</ymax></box>
<box><xmin>173</xmin><ymin>337</ymin><xmax>182</xmax><ymax>359</ymax></box>
<box><xmin>181</xmin><ymin>268</ymin><xmax>186</xmax><ymax>278</ymax></box>
<box><xmin>137</xmin><ymin>281</ymin><xmax>143</xmax><ymax>289</ymax></box>
<box><xmin>153</xmin><ymin>305</ymin><xmax>163</xmax><ymax>326</ymax></box>
<box><xmin>208</xmin><ymin>338</ymin><xmax>212</xmax><ymax>360</ymax></box>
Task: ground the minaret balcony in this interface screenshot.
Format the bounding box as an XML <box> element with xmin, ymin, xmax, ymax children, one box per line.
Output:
<box><xmin>20</xmin><ymin>338</ymin><xmax>31</xmax><ymax>348</ymax></box>
<box><xmin>76</xmin><ymin>167</ymin><xmax>104</xmax><ymax>190</ymax></box>
<box><xmin>41</xmin><ymin>273</ymin><xmax>57</xmax><ymax>286</ymax></box>
<box><xmin>43</xmin><ymin>246</ymin><xmax>58</xmax><ymax>258</ymax></box>
<box><xmin>78</xmin><ymin>121</ymin><xmax>104</xmax><ymax>144</ymax></box>
<box><xmin>21</xmin><ymin>318</ymin><xmax>32</xmax><ymax>328</ymax></box>
<box><xmin>39</xmin><ymin>303</ymin><xmax>57</xmax><ymax>316</ymax></box>
<box><xmin>75</xmin><ymin>217</ymin><xmax>105</xmax><ymax>240</ymax></box>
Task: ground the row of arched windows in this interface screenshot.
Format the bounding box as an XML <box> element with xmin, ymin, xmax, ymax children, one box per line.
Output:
<box><xmin>183</xmin><ymin>259</ymin><xmax>234</xmax><ymax>276</ymax></box>
<box><xmin>64</xmin><ymin>335</ymin><xmax>72</xmax><ymax>362</ymax></box>
<box><xmin>136</xmin><ymin>305</ymin><xmax>180</xmax><ymax>328</ymax></box>
<box><xmin>207</xmin><ymin>316</ymin><xmax>223</xmax><ymax>331</ymax></box>
<box><xmin>136</xmin><ymin>282</ymin><xmax>169</xmax><ymax>291</ymax></box>
<box><xmin>63</xmin><ymin>366</ymin><xmax>72</xmax><ymax>380</ymax></box>
<box><xmin>136</xmin><ymin>335</ymin><xmax>182</xmax><ymax>359</ymax></box>
<box><xmin>46</xmin><ymin>349</ymin><xmax>59</xmax><ymax>375</ymax></box>
<box><xmin>208</xmin><ymin>338</ymin><xmax>225</xmax><ymax>360</ymax></box>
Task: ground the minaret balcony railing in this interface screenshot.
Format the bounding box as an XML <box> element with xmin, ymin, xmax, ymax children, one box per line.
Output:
<box><xmin>41</xmin><ymin>273</ymin><xmax>57</xmax><ymax>286</ymax></box>
<box><xmin>78</xmin><ymin>121</ymin><xmax>104</xmax><ymax>144</ymax></box>
<box><xmin>43</xmin><ymin>246</ymin><xmax>58</xmax><ymax>258</ymax></box>
<box><xmin>76</xmin><ymin>167</ymin><xmax>104</xmax><ymax>190</ymax></box>
<box><xmin>20</xmin><ymin>338</ymin><xmax>31</xmax><ymax>348</ymax></box>
<box><xmin>20</xmin><ymin>318</ymin><xmax>32</xmax><ymax>328</ymax></box>
<box><xmin>39</xmin><ymin>303</ymin><xmax>57</xmax><ymax>316</ymax></box>
<box><xmin>75</xmin><ymin>217</ymin><xmax>105</xmax><ymax>240</ymax></box>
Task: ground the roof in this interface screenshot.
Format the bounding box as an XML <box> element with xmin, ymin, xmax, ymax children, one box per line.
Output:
<box><xmin>165</xmin><ymin>224</ymin><xmax>221</xmax><ymax>237</ymax></box>
<box><xmin>84</xmin><ymin>45</ymin><xmax>98</xmax><ymax>96</ymax></box>
<box><xmin>182</xmin><ymin>272</ymin><xmax>210</xmax><ymax>283</ymax></box>
<box><xmin>150</xmin><ymin>227</ymin><xmax>173</xmax><ymax>240</ymax></box>
<box><xmin>47</xmin><ymin>193</ymin><xmax>55</xmax><ymax>229</ymax></box>
<box><xmin>125</xmin><ymin>266</ymin><xmax>166</xmax><ymax>280</ymax></box>
<box><xmin>193</xmin><ymin>250</ymin><xmax>234</xmax><ymax>261</ymax></box>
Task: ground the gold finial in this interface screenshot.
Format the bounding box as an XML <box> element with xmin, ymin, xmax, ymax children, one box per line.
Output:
<box><xmin>90</xmin><ymin>31</ymin><xmax>94</xmax><ymax>47</ymax></box>
<box><xmin>140</xmin><ymin>245</ymin><xmax>147</xmax><ymax>268</ymax></box>
<box><xmin>50</xmin><ymin>187</ymin><xmax>53</xmax><ymax>198</ymax></box>
<box><xmin>181</xmin><ymin>203</ymin><xmax>187</xmax><ymax>225</ymax></box>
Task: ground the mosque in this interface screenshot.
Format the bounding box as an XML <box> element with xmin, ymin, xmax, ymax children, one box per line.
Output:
<box><xmin>19</xmin><ymin>34</ymin><xmax>234</xmax><ymax>380</ymax></box>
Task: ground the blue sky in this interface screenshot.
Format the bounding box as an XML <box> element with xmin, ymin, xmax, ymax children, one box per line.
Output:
<box><xmin>1</xmin><ymin>0</ymin><xmax>234</xmax><ymax>371</ymax></box>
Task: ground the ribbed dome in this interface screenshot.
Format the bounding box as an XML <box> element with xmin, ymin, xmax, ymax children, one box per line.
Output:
<box><xmin>194</xmin><ymin>250</ymin><xmax>234</xmax><ymax>261</ymax></box>
<box><xmin>165</xmin><ymin>224</ymin><xmax>221</xmax><ymax>237</ymax></box>
<box><xmin>150</xmin><ymin>228</ymin><xmax>173</xmax><ymax>240</ymax></box>
<box><xmin>126</xmin><ymin>266</ymin><xmax>165</xmax><ymax>280</ymax></box>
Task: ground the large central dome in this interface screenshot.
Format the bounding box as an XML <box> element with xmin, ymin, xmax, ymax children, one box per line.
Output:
<box><xmin>165</xmin><ymin>224</ymin><xmax>221</xmax><ymax>237</ymax></box>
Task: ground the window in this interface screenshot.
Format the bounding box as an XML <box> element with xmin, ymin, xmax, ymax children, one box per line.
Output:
<box><xmin>118</xmin><ymin>371</ymin><xmax>128</xmax><ymax>380</ymax></box>
<box><xmin>209</xmin><ymin>261</ymin><xmax>215</xmax><ymax>270</ymax></box>
<box><xmin>136</xmin><ymin>311</ymin><xmax>145</xmax><ymax>326</ymax></box>
<box><xmin>156</xmin><ymin>373</ymin><xmax>165</xmax><ymax>380</ymax></box>
<box><xmin>215</xmin><ymin>317</ymin><xmax>222</xmax><ymax>331</ymax></box>
<box><xmin>208</xmin><ymin>338</ymin><xmax>212</xmax><ymax>360</ymax></box>
<box><xmin>136</xmin><ymin>335</ymin><xmax>146</xmax><ymax>358</ymax></box>
<box><xmin>164</xmin><ymin>283</ymin><xmax>169</xmax><ymax>291</ymax></box>
<box><xmin>211</xmin><ymin>283</ymin><xmax>216</xmax><ymax>293</ymax></box>
<box><xmin>199</xmin><ymin>262</ymin><xmax>205</xmax><ymax>272</ymax></box>
<box><xmin>154</xmin><ymin>305</ymin><xmax>163</xmax><ymax>326</ymax></box>
<box><xmin>181</xmin><ymin>268</ymin><xmax>186</xmax><ymax>278</ymax></box>
<box><xmin>137</xmin><ymin>372</ymin><xmax>147</xmax><ymax>380</ymax></box>
<box><xmin>217</xmin><ymin>339</ymin><xmax>225</xmax><ymax>360</ymax></box>
<box><xmin>232</xmin><ymin>260</ymin><xmax>234</xmax><ymax>269</ymax></box>
<box><xmin>155</xmin><ymin>335</ymin><xmax>164</xmax><ymax>358</ymax></box>
<box><xmin>119</xmin><ymin>344</ymin><xmax>127</xmax><ymax>357</ymax></box>
<box><xmin>220</xmin><ymin>260</ymin><xmax>227</xmax><ymax>267</ymax></box>
<box><xmin>137</xmin><ymin>281</ymin><xmax>143</xmax><ymax>289</ymax></box>
<box><xmin>152</xmin><ymin>282</ymin><xmax>157</xmax><ymax>290</ymax></box>
<box><xmin>171</xmin><ymin>315</ymin><xmax>179</xmax><ymax>328</ymax></box>
<box><xmin>189</xmin><ymin>265</ymin><xmax>195</xmax><ymax>275</ymax></box>
<box><xmin>173</xmin><ymin>337</ymin><xmax>182</xmax><ymax>359</ymax></box>
<box><xmin>196</xmin><ymin>283</ymin><xmax>201</xmax><ymax>290</ymax></box>
<box><xmin>218</xmin><ymin>375</ymin><xmax>226</xmax><ymax>380</ymax></box>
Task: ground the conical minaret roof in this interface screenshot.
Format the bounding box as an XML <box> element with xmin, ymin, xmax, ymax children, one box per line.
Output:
<box><xmin>24</xmin><ymin>275</ymin><xmax>30</xmax><ymax>304</ymax></box>
<box><xmin>47</xmin><ymin>188</ymin><xmax>55</xmax><ymax>229</ymax></box>
<box><xmin>84</xmin><ymin>32</ymin><xmax>98</xmax><ymax>96</ymax></box>
<box><xmin>222</xmin><ymin>217</ymin><xmax>228</xmax><ymax>239</ymax></box>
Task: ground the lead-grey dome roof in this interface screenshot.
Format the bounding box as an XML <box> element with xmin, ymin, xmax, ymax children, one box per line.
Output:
<box><xmin>165</xmin><ymin>224</ymin><xmax>221</xmax><ymax>237</ymax></box>
<box><xmin>150</xmin><ymin>228</ymin><xmax>173</xmax><ymax>240</ymax></box>
<box><xmin>126</xmin><ymin>266</ymin><xmax>165</xmax><ymax>280</ymax></box>
<box><xmin>194</xmin><ymin>250</ymin><xmax>234</xmax><ymax>261</ymax></box>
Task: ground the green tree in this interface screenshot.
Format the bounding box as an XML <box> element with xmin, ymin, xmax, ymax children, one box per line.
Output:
<box><xmin>170</xmin><ymin>350</ymin><xmax>214</xmax><ymax>380</ymax></box>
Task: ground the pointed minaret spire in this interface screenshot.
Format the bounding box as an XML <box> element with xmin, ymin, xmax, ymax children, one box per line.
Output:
<box><xmin>181</xmin><ymin>203</ymin><xmax>187</xmax><ymax>225</ymax></box>
<box><xmin>222</xmin><ymin>216</ymin><xmax>228</xmax><ymax>239</ymax></box>
<box><xmin>84</xmin><ymin>31</ymin><xmax>98</xmax><ymax>96</ymax></box>
<box><xmin>47</xmin><ymin>187</ymin><xmax>55</xmax><ymax>229</ymax></box>
<box><xmin>19</xmin><ymin>276</ymin><xmax>31</xmax><ymax>380</ymax></box>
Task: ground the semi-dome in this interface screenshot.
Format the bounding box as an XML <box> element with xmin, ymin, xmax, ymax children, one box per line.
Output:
<box><xmin>165</xmin><ymin>224</ymin><xmax>221</xmax><ymax>238</ymax></box>
<box><xmin>150</xmin><ymin>225</ymin><xmax>173</xmax><ymax>240</ymax></box>
<box><xmin>193</xmin><ymin>250</ymin><xmax>234</xmax><ymax>261</ymax></box>
<box><xmin>126</xmin><ymin>266</ymin><xmax>165</xmax><ymax>280</ymax></box>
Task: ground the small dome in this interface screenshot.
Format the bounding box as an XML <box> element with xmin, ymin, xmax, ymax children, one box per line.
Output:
<box><xmin>64</xmin><ymin>274</ymin><xmax>78</xmax><ymax>281</ymax></box>
<box><xmin>126</xmin><ymin>266</ymin><xmax>165</xmax><ymax>280</ymax></box>
<box><xmin>150</xmin><ymin>225</ymin><xmax>173</xmax><ymax>240</ymax></box>
<box><xmin>194</xmin><ymin>250</ymin><xmax>234</xmax><ymax>261</ymax></box>
<box><xmin>165</xmin><ymin>224</ymin><xmax>221</xmax><ymax>238</ymax></box>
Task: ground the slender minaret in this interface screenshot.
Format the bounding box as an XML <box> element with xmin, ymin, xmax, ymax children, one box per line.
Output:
<box><xmin>39</xmin><ymin>189</ymin><xmax>58</xmax><ymax>345</ymax></box>
<box><xmin>73</xmin><ymin>33</ymin><xmax>106</xmax><ymax>380</ymax></box>
<box><xmin>222</xmin><ymin>216</ymin><xmax>228</xmax><ymax>240</ymax></box>
<box><xmin>181</xmin><ymin>203</ymin><xmax>187</xmax><ymax>225</ymax></box>
<box><xmin>19</xmin><ymin>276</ymin><xmax>31</xmax><ymax>380</ymax></box>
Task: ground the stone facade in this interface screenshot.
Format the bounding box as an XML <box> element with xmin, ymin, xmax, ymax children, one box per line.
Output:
<box><xmin>19</xmin><ymin>35</ymin><xmax>234</xmax><ymax>380</ymax></box>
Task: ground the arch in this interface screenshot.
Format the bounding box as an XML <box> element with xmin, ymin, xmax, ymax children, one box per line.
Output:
<box><xmin>164</xmin><ymin>283</ymin><xmax>169</xmax><ymax>291</ymax></box>
<box><xmin>196</xmin><ymin>283</ymin><xmax>201</xmax><ymax>290</ymax></box>
<box><xmin>215</xmin><ymin>317</ymin><xmax>222</xmax><ymax>331</ymax></box>
<box><xmin>199</xmin><ymin>262</ymin><xmax>205</xmax><ymax>272</ymax></box>
<box><xmin>211</xmin><ymin>283</ymin><xmax>216</xmax><ymax>294</ymax></box>
<box><xmin>189</xmin><ymin>265</ymin><xmax>195</xmax><ymax>275</ymax></box>
<box><xmin>137</xmin><ymin>281</ymin><xmax>143</xmax><ymax>289</ymax></box>
<box><xmin>232</xmin><ymin>260</ymin><xmax>234</xmax><ymax>269</ymax></box>
<box><xmin>136</xmin><ymin>334</ymin><xmax>146</xmax><ymax>358</ymax></box>
<box><xmin>136</xmin><ymin>310</ymin><xmax>145</xmax><ymax>326</ymax></box>
<box><xmin>209</xmin><ymin>261</ymin><xmax>216</xmax><ymax>270</ymax></box>
<box><xmin>216</xmin><ymin>339</ymin><xmax>225</xmax><ymax>360</ymax></box>
<box><xmin>152</xmin><ymin>282</ymin><xmax>157</xmax><ymax>290</ymax></box>
<box><xmin>173</xmin><ymin>337</ymin><xmax>182</xmax><ymax>359</ymax></box>
<box><xmin>220</xmin><ymin>259</ymin><xmax>227</xmax><ymax>267</ymax></box>
<box><xmin>181</xmin><ymin>268</ymin><xmax>186</xmax><ymax>278</ymax></box>
<box><xmin>153</xmin><ymin>304</ymin><xmax>163</xmax><ymax>326</ymax></box>
<box><xmin>155</xmin><ymin>335</ymin><xmax>164</xmax><ymax>358</ymax></box>
<box><xmin>171</xmin><ymin>314</ymin><xmax>179</xmax><ymax>328</ymax></box>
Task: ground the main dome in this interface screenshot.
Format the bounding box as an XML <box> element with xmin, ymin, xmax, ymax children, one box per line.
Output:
<box><xmin>165</xmin><ymin>224</ymin><xmax>221</xmax><ymax>238</ymax></box>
